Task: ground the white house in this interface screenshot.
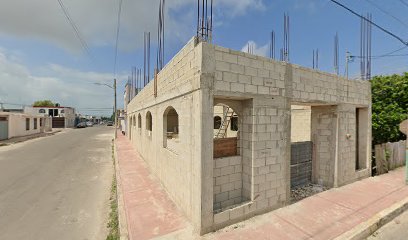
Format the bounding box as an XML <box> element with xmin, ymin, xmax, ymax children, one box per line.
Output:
<box><xmin>24</xmin><ymin>106</ymin><xmax>76</xmax><ymax>128</ymax></box>
<box><xmin>0</xmin><ymin>112</ymin><xmax>52</xmax><ymax>140</ymax></box>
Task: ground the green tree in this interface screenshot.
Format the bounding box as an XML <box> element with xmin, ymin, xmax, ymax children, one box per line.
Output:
<box><xmin>33</xmin><ymin>100</ymin><xmax>55</xmax><ymax>107</ymax></box>
<box><xmin>371</xmin><ymin>73</ymin><xmax>408</xmax><ymax>144</ymax></box>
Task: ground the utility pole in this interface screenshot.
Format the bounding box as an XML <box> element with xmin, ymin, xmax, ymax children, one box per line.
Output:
<box><xmin>114</xmin><ymin>78</ymin><xmax>117</xmax><ymax>139</ymax></box>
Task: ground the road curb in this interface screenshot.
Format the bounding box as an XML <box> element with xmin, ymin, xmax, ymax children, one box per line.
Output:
<box><xmin>334</xmin><ymin>196</ymin><xmax>408</xmax><ymax>240</ymax></box>
<box><xmin>0</xmin><ymin>129</ymin><xmax>62</xmax><ymax>146</ymax></box>
<box><xmin>113</xmin><ymin>139</ymin><xmax>129</xmax><ymax>240</ymax></box>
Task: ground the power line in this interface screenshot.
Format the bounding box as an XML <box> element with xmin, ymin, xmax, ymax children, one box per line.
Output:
<box><xmin>374</xmin><ymin>45</ymin><xmax>408</xmax><ymax>58</ymax></box>
<box><xmin>364</xmin><ymin>0</ymin><xmax>408</xmax><ymax>29</ymax></box>
<box><xmin>113</xmin><ymin>0</ymin><xmax>123</xmax><ymax>77</ymax></box>
<box><xmin>351</xmin><ymin>45</ymin><xmax>408</xmax><ymax>59</ymax></box>
<box><xmin>57</xmin><ymin>0</ymin><xmax>93</xmax><ymax>58</ymax></box>
<box><xmin>400</xmin><ymin>0</ymin><xmax>408</xmax><ymax>8</ymax></box>
<box><xmin>329</xmin><ymin>0</ymin><xmax>408</xmax><ymax>46</ymax></box>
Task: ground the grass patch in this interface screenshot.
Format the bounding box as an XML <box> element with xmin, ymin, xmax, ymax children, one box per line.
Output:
<box><xmin>106</xmin><ymin>140</ymin><xmax>119</xmax><ymax>240</ymax></box>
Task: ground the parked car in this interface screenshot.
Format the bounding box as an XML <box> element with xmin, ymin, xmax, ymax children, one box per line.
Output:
<box><xmin>76</xmin><ymin>122</ymin><xmax>87</xmax><ymax>128</ymax></box>
<box><xmin>86</xmin><ymin>121</ymin><xmax>93</xmax><ymax>127</ymax></box>
<box><xmin>107</xmin><ymin>121</ymin><xmax>113</xmax><ymax>126</ymax></box>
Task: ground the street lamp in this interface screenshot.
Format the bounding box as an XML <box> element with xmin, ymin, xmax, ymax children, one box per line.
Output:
<box><xmin>94</xmin><ymin>80</ymin><xmax>117</xmax><ymax>138</ymax></box>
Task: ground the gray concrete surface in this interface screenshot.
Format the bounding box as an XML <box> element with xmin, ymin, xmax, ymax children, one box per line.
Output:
<box><xmin>367</xmin><ymin>209</ymin><xmax>408</xmax><ymax>240</ymax></box>
<box><xmin>0</xmin><ymin>126</ymin><xmax>114</xmax><ymax>240</ymax></box>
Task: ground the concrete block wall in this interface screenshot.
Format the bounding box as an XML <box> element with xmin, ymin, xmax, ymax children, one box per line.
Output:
<box><xmin>213</xmin><ymin>156</ymin><xmax>243</xmax><ymax>211</ymax></box>
<box><xmin>126</xmin><ymin>38</ymin><xmax>203</xmax><ymax>229</ymax></box>
<box><xmin>291</xmin><ymin>66</ymin><xmax>371</xmax><ymax>106</ymax></box>
<box><xmin>311</xmin><ymin>105</ymin><xmax>337</xmax><ymax>187</ymax></box>
<box><xmin>336</xmin><ymin>104</ymin><xmax>371</xmax><ymax>186</ymax></box>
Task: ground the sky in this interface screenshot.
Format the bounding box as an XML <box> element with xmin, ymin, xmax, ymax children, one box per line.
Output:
<box><xmin>1</xmin><ymin>0</ymin><xmax>408</xmax><ymax>116</ymax></box>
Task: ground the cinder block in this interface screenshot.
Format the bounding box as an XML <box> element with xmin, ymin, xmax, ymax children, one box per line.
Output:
<box><xmin>214</xmin><ymin>210</ymin><xmax>230</xmax><ymax>224</ymax></box>
<box><xmin>253</xmin><ymin>158</ymin><xmax>266</xmax><ymax>167</ymax></box>
<box><xmin>230</xmin><ymin>63</ymin><xmax>245</xmax><ymax>74</ymax></box>
<box><xmin>214</xmin><ymin>81</ymin><xmax>230</xmax><ymax>91</ymax></box>
<box><xmin>244</xmin><ymin>84</ymin><xmax>258</xmax><ymax>94</ymax></box>
<box><xmin>252</xmin><ymin>76</ymin><xmax>264</xmax><ymax>85</ymax></box>
<box><xmin>215</xmin><ymin>192</ymin><xmax>229</xmax><ymax>203</ymax></box>
<box><xmin>229</xmin><ymin>173</ymin><xmax>241</xmax><ymax>182</ymax></box>
<box><xmin>223</xmin><ymin>72</ymin><xmax>238</xmax><ymax>82</ymax></box>
<box><xmin>238</xmin><ymin>74</ymin><xmax>251</xmax><ymax>84</ymax></box>
<box><xmin>245</xmin><ymin>66</ymin><xmax>257</xmax><ymax>76</ymax></box>
<box><xmin>221</xmin><ymin>182</ymin><xmax>234</xmax><ymax>192</ymax></box>
<box><xmin>223</xmin><ymin>53</ymin><xmax>238</xmax><ymax>64</ymax></box>
<box><xmin>229</xmin><ymin>189</ymin><xmax>242</xmax><ymax>199</ymax></box>
<box><xmin>215</xmin><ymin>157</ymin><xmax>230</xmax><ymax>168</ymax></box>
<box><xmin>266</xmin><ymin>188</ymin><xmax>277</xmax><ymax>198</ymax></box>
<box><xmin>220</xmin><ymin>166</ymin><xmax>235</xmax><ymax>176</ymax></box>
<box><xmin>238</xmin><ymin>56</ymin><xmax>251</xmax><ymax>66</ymax></box>
<box><xmin>216</xmin><ymin>175</ymin><xmax>229</xmax><ymax>186</ymax></box>
<box><xmin>258</xmin><ymin>86</ymin><xmax>269</xmax><ymax>95</ymax></box>
<box><xmin>258</xmin><ymin>69</ymin><xmax>270</xmax><ymax>78</ymax></box>
<box><xmin>231</xmin><ymin>83</ymin><xmax>245</xmax><ymax>92</ymax></box>
<box><xmin>216</xmin><ymin>61</ymin><xmax>230</xmax><ymax>71</ymax></box>
<box><xmin>229</xmin><ymin>156</ymin><xmax>241</xmax><ymax>166</ymax></box>
<box><xmin>229</xmin><ymin>206</ymin><xmax>244</xmax><ymax>219</ymax></box>
<box><xmin>221</xmin><ymin>199</ymin><xmax>235</xmax><ymax>208</ymax></box>
<box><xmin>250</xmin><ymin>59</ymin><xmax>263</xmax><ymax>69</ymax></box>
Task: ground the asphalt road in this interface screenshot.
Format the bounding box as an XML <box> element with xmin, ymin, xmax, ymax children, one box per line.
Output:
<box><xmin>367</xmin><ymin>210</ymin><xmax>408</xmax><ymax>240</ymax></box>
<box><xmin>0</xmin><ymin>126</ymin><xmax>114</xmax><ymax>240</ymax></box>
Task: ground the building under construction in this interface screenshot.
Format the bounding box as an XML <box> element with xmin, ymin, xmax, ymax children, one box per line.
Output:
<box><xmin>126</xmin><ymin>37</ymin><xmax>372</xmax><ymax>234</ymax></box>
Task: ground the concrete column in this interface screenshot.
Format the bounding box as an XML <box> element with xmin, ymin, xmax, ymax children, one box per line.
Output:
<box><xmin>198</xmin><ymin>41</ymin><xmax>216</xmax><ymax>234</ymax></box>
<box><xmin>311</xmin><ymin>105</ymin><xmax>338</xmax><ymax>187</ymax></box>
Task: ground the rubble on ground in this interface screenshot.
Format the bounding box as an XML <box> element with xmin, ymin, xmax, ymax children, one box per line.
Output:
<box><xmin>291</xmin><ymin>183</ymin><xmax>328</xmax><ymax>203</ymax></box>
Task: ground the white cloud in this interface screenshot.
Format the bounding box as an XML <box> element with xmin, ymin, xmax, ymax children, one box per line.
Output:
<box><xmin>0</xmin><ymin>0</ymin><xmax>266</xmax><ymax>53</ymax></box>
<box><xmin>241</xmin><ymin>40</ymin><xmax>269</xmax><ymax>57</ymax></box>
<box><xmin>0</xmin><ymin>49</ymin><xmax>123</xmax><ymax>116</ymax></box>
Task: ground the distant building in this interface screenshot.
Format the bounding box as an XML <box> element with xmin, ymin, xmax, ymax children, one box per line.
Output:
<box><xmin>0</xmin><ymin>112</ymin><xmax>52</xmax><ymax>140</ymax></box>
<box><xmin>24</xmin><ymin>106</ymin><xmax>76</xmax><ymax>128</ymax></box>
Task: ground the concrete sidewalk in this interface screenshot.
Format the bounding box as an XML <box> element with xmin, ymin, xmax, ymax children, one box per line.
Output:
<box><xmin>0</xmin><ymin>129</ymin><xmax>62</xmax><ymax>146</ymax></box>
<box><xmin>115</xmin><ymin>133</ymin><xmax>408</xmax><ymax>240</ymax></box>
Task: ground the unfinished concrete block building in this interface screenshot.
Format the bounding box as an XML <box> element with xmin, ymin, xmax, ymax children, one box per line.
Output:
<box><xmin>126</xmin><ymin>37</ymin><xmax>372</xmax><ymax>234</ymax></box>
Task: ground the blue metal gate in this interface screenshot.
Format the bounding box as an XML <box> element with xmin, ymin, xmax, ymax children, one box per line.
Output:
<box><xmin>0</xmin><ymin>120</ymin><xmax>8</xmax><ymax>140</ymax></box>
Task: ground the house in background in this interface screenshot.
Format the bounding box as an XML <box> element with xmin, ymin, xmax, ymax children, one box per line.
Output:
<box><xmin>0</xmin><ymin>112</ymin><xmax>52</xmax><ymax>140</ymax></box>
<box><xmin>24</xmin><ymin>105</ymin><xmax>76</xmax><ymax>128</ymax></box>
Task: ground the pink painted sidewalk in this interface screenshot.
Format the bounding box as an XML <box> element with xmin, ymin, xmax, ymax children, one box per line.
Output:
<box><xmin>207</xmin><ymin>168</ymin><xmax>408</xmax><ymax>240</ymax></box>
<box><xmin>115</xmin><ymin>133</ymin><xmax>188</xmax><ymax>240</ymax></box>
<box><xmin>116</xmin><ymin>133</ymin><xmax>408</xmax><ymax>240</ymax></box>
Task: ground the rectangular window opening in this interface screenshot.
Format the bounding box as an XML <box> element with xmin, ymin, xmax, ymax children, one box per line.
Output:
<box><xmin>26</xmin><ymin>118</ymin><xmax>30</xmax><ymax>130</ymax></box>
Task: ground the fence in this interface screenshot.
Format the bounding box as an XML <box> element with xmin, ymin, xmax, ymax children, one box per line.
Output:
<box><xmin>374</xmin><ymin>140</ymin><xmax>406</xmax><ymax>175</ymax></box>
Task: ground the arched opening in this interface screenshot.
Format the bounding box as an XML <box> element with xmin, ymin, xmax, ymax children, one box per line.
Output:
<box><xmin>138</xmin><ymin>113</ymin><xmax>141</xmax><ymax>130</ymax></box>
<box><xmin>146</xmin><ymin>111</ymin><xmax>152</xmax><ymax>137</ymax></box>
<box><xmin>38</xmin><ymin>109</ymin><xmax>46</xmax><ymax>114</ymax></box>
<box><xmin>133</xmin><ymin>115</ymin><xmax>136</xmax><ymax>127</ymax></box>
<box><xmin>163</xmin><ymin>106</ymin><xmax>179</xmax><ymax>150</ymax></box>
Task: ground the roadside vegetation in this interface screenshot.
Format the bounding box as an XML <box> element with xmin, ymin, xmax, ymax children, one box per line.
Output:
<box><xmin>106</xmin><ymin>140</ymin><xmax>119</xmax><ymax>240</ymax></box>
<box><xmin>371</xmin><ymin>73</ymin><xmax>407</xmax><ymax>144</ymax></box>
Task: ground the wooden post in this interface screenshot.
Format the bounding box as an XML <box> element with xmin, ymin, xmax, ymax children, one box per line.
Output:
<box><xmin>399</xmin><ymin>119</ymin><xmax>408</xmax><ymax>184</ymax></box>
